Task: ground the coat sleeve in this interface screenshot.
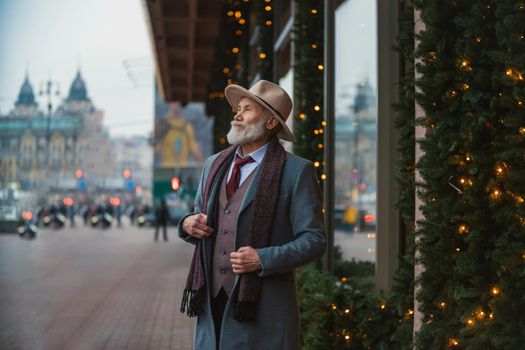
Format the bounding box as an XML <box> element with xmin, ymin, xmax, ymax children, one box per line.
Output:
<box><xmin>178</xmin><ymin>156</ymin><xmax>211</xmax><ymax>245</ymax></box>
<box><xmin>256</xmin><ymin>161</ymin><xmax>326</xmax><ymax>276</ymax></box>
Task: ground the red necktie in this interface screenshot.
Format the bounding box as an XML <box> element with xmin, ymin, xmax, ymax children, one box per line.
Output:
<box><xmin>226</xmin><ymin>155</ymin><xmax>255</xmax><ymax>200</ymax></box>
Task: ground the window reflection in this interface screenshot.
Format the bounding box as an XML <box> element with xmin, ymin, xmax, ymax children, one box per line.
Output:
<box><xmin>335</xmin><ymin>0</ymin><xmax>377</xmax><ymax>263</ymax></box>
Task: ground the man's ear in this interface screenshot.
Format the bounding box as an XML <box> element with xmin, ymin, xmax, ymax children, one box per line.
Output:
<box><xmin>266</xmin><ymin>116</ymin><xmax>280</xmax><ymax>130</ymax></box>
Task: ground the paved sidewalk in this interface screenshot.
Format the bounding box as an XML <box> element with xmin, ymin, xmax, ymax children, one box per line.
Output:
<box><xmin>0</xmin><ymin>223</ymin><xmax>195</xmax><ymax>350</ymax></box>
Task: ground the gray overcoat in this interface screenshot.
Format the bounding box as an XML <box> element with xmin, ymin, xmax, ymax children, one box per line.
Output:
<box><xmin>179</xmin><ymin>149</ymin><xmax>326</xmax><ymax>350</ymax></box>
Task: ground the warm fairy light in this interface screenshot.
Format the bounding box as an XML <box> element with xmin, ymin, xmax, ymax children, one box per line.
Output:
<box><xmin>519</xmin><ymin>127</ymin><xmax>525</xmax><ymax>135</ymax></box>
<box><xmin>506</xmin><ymin>68</ymin><xmax>524</xmax><ymax>81</ymax></box>
<box><xmin>340</xmin><ymin>276</ymin><xmax>348</xmax><ymax>282</ymax></box>
<box><xmin>465</xmin><ymin>153</ymin><xmax>471</xmax><ymax>161</ymax></box>
<box><xmin>489</xmin><ymin>313</ymin><xmax>494</xmax><ymax>320</ymax></box>
<box><xmin>461</xmin><ymin>83</ymin><xmax>470</xmax><ymax>90</ymax></box>
<box><xmin>299</xmin><ymin>113</ymin><xmax>306</xmax><ymax>119</ymax></box>
<box><xmin>239</xmin><ymin>19</ymin><xmax>246</xmax><ymax>25</ymax></box>
<box><xmin>227</xmin><ymin>11</ymin><xmax>234</xmax><ymax>16</ymax></box>
<box><xmin>235</xmin><ymin>29</ymin><xmax>243</xmax><ymax>36</ymax></box>
<box><xmin>321</xmin><ymin>174</ymin><xmax>327</xmax><ymax>180</ymax></box>
<box><xmin>406</xmin><ymin>309</ymin><xmax>414</xmax><ymax>316</ymax></box>
<box><xmin>317</xmin><ymin>143</ymin><xmax>324</xmax><ymax>149</ymax></box>
<box><xmin>459</xmin><ymin>59</ymin><xmax>472</xmax><ymax>71</ymax></box>
<box><xmin>259</xmin><ymin>53</ymin><xmax>266</xmax><ymax>59</ymax></box>
<box><xmin>223</xmin><ymin>67</ymin><xmax>230</xmax><ymax>74</ymax></box>
<box><xmin>475</xmin><ymin>37</ymin><xmax>481</xmax><ymax>43</ymax></box>
<box><xmin>314</xmin><ymin>105</ymin><xmax>321</xmax><ymax>111</ymax></box>
<box><xmin>344</xmin><ymin>335</ymin><xmax>350</xmax><ymax>341</ymax></box>
<box><xmin>380</xmin><ymin>303</ymin><xmax>386</xmax><ymax>310</ymax></box>
<box><xmin>476</xmin><ymin>309</ymin><xmax>486</xmax><ymax>319</ymax></box>
<box><xmin>496</xmin><ymin>166</ymin><xmax>504</xmax><ymax>175</ymax></box>
<box><xmin>456</xmin><ymin>247</ymin><xmax>461</xmax><ymax>252</ymax></box>
<box><xmin>438</xmin><ymin>302</ymin><xmax>446</xmax><ymax>309</ymax></box>
<box><xmin>449</xmin><ymin>338</ymin><xmax>459</xmax><ymax>346</ymax></box>
<box><xmin>232</xmin><ymin>47</ymin><xmax>239</xmax><ymax>54</ymax></box>
<box><xmin>314</xmin><ymin>161</ymin><xmax>320</xmax><ymax>167</ymax></box>
<box><xmin>311</xmin><ymin>44</ymin><xmax>317</xmax><ymax>49</ymax></box>
<box><xmin>344</xmin><ymin>309</ymin><xmax>350</xmax><ymax>314</ymax></box>
<box><xmin>265</xmin><ymin>0</ymin><xmax>271</xmax><ymax>2</ymax></box>
<box><xmin>331</xmin><ymin>303</ymin><xmax>337</xmax><ymax>310</ymax></box>
<box><xmin>322</xmin><ymin>121</ymin><xmax>327</xmax><ymax>126</ymax></box>
<box><xmin>314</xmin><ymin>130</ymin><xmax>319</xmax><ymax>135</ymax></box>
<box><xmin>318</xmin><ymin>64</ymin><xmax>324</xmax><ymax>70</ymax></box>
<box><xmin>311</xmin><ymin>9</ymin><xmax>318</xmax><ymax>14</ymax></box>
<box><xmin>265</xmin><ymin>20</ymin><xmax>272</xmax><ymax>26</ymax></box>
<box><xmin>490</xmin><ymin>188</ymin><xmax>502</xmax><ymax>200</ymax></box>
<box><xmin>458</xmin><ymin>224</ymin><xmax>468</xmax><ymax>234</ymax></box>
<box><xmin>265</xmin><ymin>5</ymin><xmax>272</xmax><ymax>11</ymax></box>
<box><xmin>234</xmin><ymin>11</ymin><xmax>241</xmax><ymax>18</ymax></box>
<box><xmin>449</xmin><ymin>90</ymin><xmax>458</xmax><ymax>97</ymax></box>
<box><xmin>319</xmin><ymin>129</ymin><xmax>324</xmax><ymax>134</ymax></box>
<box><xmin>467</xmin><ymin>318</ymin><xmax>474</xmax><ymax>326</ymax></box>
<box><xmin>491</xmin><ymin>287</ymin><xmax>500</xmax><ymax>296</ymax></box>
<box><xmin>459</xmin><ymin>177</ymin><xmax>466</xmax><ymax>185</ymax></box>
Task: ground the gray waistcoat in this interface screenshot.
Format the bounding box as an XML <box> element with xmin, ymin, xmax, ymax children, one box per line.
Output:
<box><xmin>211</xmin><ymin>169</ymin><xmax>256</xmax><ymax>298</ymax></box>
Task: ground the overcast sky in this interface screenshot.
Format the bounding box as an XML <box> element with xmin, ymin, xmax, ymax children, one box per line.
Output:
<box><xmin>0</xmin><ymin>0</ymin><xmax>375</xmax><ymax>137</ymax></box>
<box><xmin>0</xmin><ymin>0</ymin><xmax>154</xmax><ymax>138</ymax></box>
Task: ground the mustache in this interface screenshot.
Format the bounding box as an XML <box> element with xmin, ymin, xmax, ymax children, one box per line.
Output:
<box><xmin>231</xmin><ymin>121</ymin><xmax>245</xmax><ymax>127</ymax></box>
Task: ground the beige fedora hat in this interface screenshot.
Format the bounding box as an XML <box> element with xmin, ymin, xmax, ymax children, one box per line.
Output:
<box><xmin>224</xmin><ymin>80</ymin><xmax>294</xmax><ymax>142</ymax></box>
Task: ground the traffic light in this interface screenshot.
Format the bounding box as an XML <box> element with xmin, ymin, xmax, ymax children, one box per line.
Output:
<box><xmin>171</xmin><ymin>177</ymin><xmax>181</xmax><ymax>191</ymax></box>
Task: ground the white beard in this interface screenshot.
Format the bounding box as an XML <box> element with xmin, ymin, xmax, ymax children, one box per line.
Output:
<box><xmin>226</xmin><ymin>117</ymin><xmax>268</xmax><ymax>145</ymax></box>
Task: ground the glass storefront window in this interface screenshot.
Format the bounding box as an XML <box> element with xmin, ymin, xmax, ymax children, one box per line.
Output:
<box><xmin>335</xmin><ymin>0</ymin><xmax>377</xmax><ymax>263</ymax></box>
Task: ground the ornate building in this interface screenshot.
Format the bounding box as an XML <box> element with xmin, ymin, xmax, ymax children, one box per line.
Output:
<box><xmin>0</xmin><ymin>70</ymin><xmax>113</xmax><ymax>198</ymax></box>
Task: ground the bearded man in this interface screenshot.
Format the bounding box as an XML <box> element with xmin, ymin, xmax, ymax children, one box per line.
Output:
<box><xmin>179</xmin><ymin>80</ymin><xmax>326</xmax><ymax>349</ymax></box>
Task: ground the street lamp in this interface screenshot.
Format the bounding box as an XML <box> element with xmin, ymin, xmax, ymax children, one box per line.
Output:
<box><xmin>39</xmin><ymin>79</ymin><xmax>60</xmax><ymax>169</ymax></box>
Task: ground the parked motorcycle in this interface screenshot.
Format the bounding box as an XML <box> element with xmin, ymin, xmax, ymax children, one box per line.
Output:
<box><xmin>17</xmin><ymin>211</ymin><xmax>38</xmax><ymax>240</ymax></box>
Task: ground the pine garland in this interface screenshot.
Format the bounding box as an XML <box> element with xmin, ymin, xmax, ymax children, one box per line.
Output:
<box><xmin>292</xmin><ymin>0</ymin><xmax>325</xmax><ymax>182</ymax></box>
<box><xmin>415</xmin><ymin>0</ymin><xmax>525</xmax><ymax>348</ymax></box>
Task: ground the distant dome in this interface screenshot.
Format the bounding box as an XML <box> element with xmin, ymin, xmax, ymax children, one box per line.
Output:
<box><xmin>15</xmin><ymin>74</ymin><xmax>38</xmax><ymax>107</ymax></box>
<box><xmin>67</xmin><ymin>70</ymin><xmax>90</xmax><ymax>102</ymax></box>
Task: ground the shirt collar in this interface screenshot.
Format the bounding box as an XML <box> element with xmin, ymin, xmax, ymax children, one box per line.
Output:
<box><xmin>235</xmin><ymin>142</ymin><xmax>269</xmax><ymax>165</ymax></box>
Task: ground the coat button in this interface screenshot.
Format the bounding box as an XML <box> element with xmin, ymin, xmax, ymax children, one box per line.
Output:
<box><xmin>220</xmin><ymin>250</ymin><xmax>226</xmax><ymax>255</ymax></box>
<box><xmin>224</xmin><ymin>209</ymin><xmax>230</xmax><ymax>214</ymax></box>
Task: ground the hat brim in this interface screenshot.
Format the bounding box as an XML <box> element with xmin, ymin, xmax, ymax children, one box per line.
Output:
<box><xmin>224</xmin><ymin>84</ymin><xmax>295</xmax><ymax>142</ymax></box>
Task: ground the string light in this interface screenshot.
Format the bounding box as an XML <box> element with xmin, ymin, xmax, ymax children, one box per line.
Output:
<box><xmin>322</xmin><ymin>121</ymin><xmax>327</xmax><ymax>126</ymax></box>
<box><xmin>235</xmin><ymin>29</ymin><xmax>243</xmax><ymax>36</ymax></box>
<box><xmin>314</xmin><ymin>105</ymin><xmax>321</xmax><ymax>111</ymax></box>
<box><xmin>265</xmin><ymin>20</ymin><xmax>272</xmax><ymax>26</ymax></box>
<box><xmin>318</xmin><ymin>64</ymin><xmax>324</xmax><ymax>70</ymax></box>
<box><xmin>321</xmin><ymin>174</ymin><xmax>327</xmax><ymax>180</ymax></box>
<box><xmin>475</xmin><ymin>308</ymin><xmax>486</xmax><ymax>319</ymax></box>
<box><xmin>491</xmin><ymin>287</ymin><xmax>500</xmax><ymax>296</ymax></box>
<box><xmin>506</xmin><ymin>68</ymin><xmax>524</xmax><ymax>81</ymax></box>
<box><xmin>438</xmin><ymin>302</ymin><xmax>446</xmax><ymax>309</ymax></box>
<box><xmin>519</xmin><ymin>127</ymin><xmax>525</xmax><ymax>135</ymax></box>
<box><xmin>259</xmin><ymin>53</ymin><xmax>266</xmax><ymax>59</ymax></box>
<box><xmin>227</xmin><ymin>11</ymin><xmax>234</xmax><ymax>16</ymax></box>
<box><xmin>466</xmin><ymin>318</ymin><xmax>474</xmax><ymax>326</ymax></box>
<box><xmin>311</xmin><ymin>9</ymin><xmax>318</xmax><ymax>14</ymax></box>
<box><xmin>449</xmin><ymin>338</ymin><xmax>459</xmax><ymax>347</ymax></box>
<box><xmin>232</xmin><ymin>47</ymin><xmax>239</xmax><ymax>54</ymax></box>
<box><xmin>311</xmin><ymin>43</ymin><xmax>317</xmax><ymax>49</ymax></box>
<box><xmin>265</xmin><ymin>5</ymin><xmax>272</xmax><ymax>11</ymax></box>
<box><xmin>298</xmin><ymin>113</ymin><xmax>306</xmax><ymax>120</ymax></box>
<box><xmin>331</xmin><ymin>303</ymin><xmax>337</xmax><ymax>310</ymax></box>
<box><xmin>458</xmin><ymin>224</ymin><xmax>469</xmax><ymax>234</ymax></box>
<box><xmin>465</xmin><ymin>153</ymin><xmax>471</xmax><ymax>161</ymax></box>
<box><xmin>475</xmin><ymin>37</ymin><xmax>481</xmax><ymax>43</ymax></box>
<box><xmin>317</xmin><ymin>143</ymin><xmax>324</xmax><ymax>149</ymax></box>
<box><xmin>314</xmin><ymin>161</ymin><xmax>320</xmax><ymax>167</ymax></box>
<box><xmin>459</xmin><ymin>59</ymin><xmax>473</xmax><ymax>72</ymax></box>
<box><xmin>223</xmin><ymin>67</ymin><xmax>230</xmax><ymax>74</ymax></box>
<box><xmin>490</xmin><ymin>187</ymin><xmax>502</xmax><ymax>200</ymax></box>
<box><xmin>461</xmin><ymin>83</ymin><xmax>470</xmax><ymax>90</ymax></box>
<box><xmin>239</xmin><ymin>19</ymin><xmax>246</xmax><ymax>25</ymax></box>
<box><xmin>234</xmin><ymin>11</ymin><xmax>242</xmax><ymax>18</ymax></box>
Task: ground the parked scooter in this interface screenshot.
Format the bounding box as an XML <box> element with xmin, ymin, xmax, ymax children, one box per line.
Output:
<box><xmin>17</xmin><ymin>211</ymin><xmax>38</xmax><ymax>240</ymax></box>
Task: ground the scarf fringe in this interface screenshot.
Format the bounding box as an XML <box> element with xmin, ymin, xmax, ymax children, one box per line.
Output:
<box><xmin>180</xmin><ymin>288</ymin><xmax>204</xmax><ymax>317</ymax></box>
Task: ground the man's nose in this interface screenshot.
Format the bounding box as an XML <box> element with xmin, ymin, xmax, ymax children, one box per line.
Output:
<box><xmin>233</xmin><ymin>111</ymin><xmax>242</xmax><ymax>120</ymax></box>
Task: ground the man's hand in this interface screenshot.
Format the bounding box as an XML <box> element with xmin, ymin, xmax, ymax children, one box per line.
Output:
<box><xmin>181</xmin><ymin>213</ymin><xmax>214</xmax><ymax>239</ymax></box>
<box><xmin>230</xmin><ymin>246</ymin><xmax>262</xmax><ymax>275</ymax></box>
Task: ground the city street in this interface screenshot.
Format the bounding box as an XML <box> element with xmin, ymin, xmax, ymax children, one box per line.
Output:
<box><xmin>0</xmin><ymin>222</ymin><xmax>195</xmax><ymax>350</ymax></box>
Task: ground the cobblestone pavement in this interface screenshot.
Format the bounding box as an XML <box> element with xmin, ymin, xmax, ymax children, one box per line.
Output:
<box><xmin>0</xmin><ymin>222</ymin><xmax>195</xmax><ymax>350</ymax></box>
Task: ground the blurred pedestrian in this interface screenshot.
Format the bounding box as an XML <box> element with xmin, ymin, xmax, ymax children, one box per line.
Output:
<box><xmin>154</xmin><ymin>199</ymin><xmax>169</xmax><ymax>242</ymax></box>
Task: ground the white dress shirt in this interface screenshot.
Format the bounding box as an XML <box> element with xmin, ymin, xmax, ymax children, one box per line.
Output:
<box><xmin>226</xmin><ymin>143</ymin><xmax>268</xmax><ymax>186</ymax></box>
